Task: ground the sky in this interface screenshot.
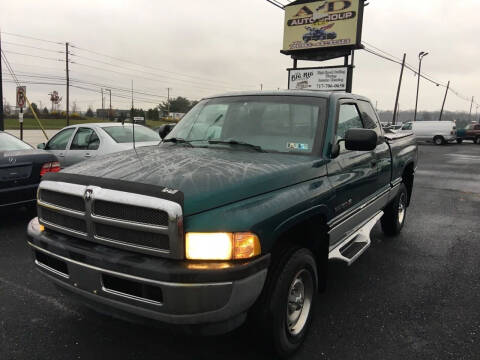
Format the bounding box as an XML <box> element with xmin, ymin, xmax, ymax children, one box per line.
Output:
<box><xmin>1</xmin><ymin>0</ymin><xmax>479</xmax><ymax>115</ymax></box>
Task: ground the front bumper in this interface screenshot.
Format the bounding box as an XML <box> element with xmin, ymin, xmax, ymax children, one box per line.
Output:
<box><xmin>27</xmin><ymin>217</ymin><xmax>269</xmax><ymax>332</ymax></box>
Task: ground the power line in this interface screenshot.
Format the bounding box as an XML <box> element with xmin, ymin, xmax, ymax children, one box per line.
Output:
<box><xmin>1</xmin><ymin>31</ymin><xmax>63</xmax><ymax>45</ymax></box>
<box><xmin>2</xmin><ymin>41</ymin><xmax>64</xmax><ymax>54</ymax></box>
<box><xmin>3</xmin><ymin>50</ymin><xmax>64</xmax><ymax>62</ymax></box>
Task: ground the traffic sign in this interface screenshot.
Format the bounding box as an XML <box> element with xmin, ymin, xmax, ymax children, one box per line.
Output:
<box><xmin>16</xmin><ymin>86</ymin><xmax>26</xmax><ymax>108</ymax></box>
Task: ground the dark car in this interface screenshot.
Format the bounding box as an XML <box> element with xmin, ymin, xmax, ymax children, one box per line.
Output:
<box><xmin>303</xmin><ymin>26</ymin><xmax>337</xmax><ymax>42</ymax></box>
<box><xmin>0</xmin><ymin>131</ymin><xmax>60</xmax><ymax>209</ymax></box>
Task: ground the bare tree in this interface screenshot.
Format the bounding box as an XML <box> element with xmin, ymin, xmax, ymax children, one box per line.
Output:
<box><xmin>72</xmin><ymin>101</ymin><xmax>78</xmax><ymax>113</ymax></box>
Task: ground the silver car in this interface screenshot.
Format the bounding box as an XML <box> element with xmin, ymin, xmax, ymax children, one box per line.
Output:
<box><xmin>37</xmin><ymin>123</ymin><xmax>160</xmax><ymax>167</ymax></box>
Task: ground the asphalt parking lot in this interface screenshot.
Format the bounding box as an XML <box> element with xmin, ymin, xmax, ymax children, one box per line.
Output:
<box><xmin>1</xmin><ymin>143</ymin><xmax>479</xmax><ymax>360</ymax></box>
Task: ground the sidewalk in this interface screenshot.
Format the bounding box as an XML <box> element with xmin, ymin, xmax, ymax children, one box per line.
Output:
<box><xmin>6</xmin><ymin>129</ymin><xmax>59</xmax><ymax>147</ymax></box>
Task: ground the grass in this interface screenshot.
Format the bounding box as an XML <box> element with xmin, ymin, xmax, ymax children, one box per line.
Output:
<box><xmin>4</xmin><ymin>117</ymin><xmax>168</xmax><ymax>130</ymax></box>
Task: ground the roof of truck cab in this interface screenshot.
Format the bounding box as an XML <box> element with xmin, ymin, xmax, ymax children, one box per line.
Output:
<box><xmin>203</xmin><ymin>90</ymin><xmax>371</xmax><ymax>102</ymax></box>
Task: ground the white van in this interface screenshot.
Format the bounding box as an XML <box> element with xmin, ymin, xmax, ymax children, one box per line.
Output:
<box><xmin>400</xmin><ymin>121</ymin><xmax>456</xmax><ymax>145</ymax></box>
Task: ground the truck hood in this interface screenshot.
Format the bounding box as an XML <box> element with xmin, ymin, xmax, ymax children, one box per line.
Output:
<box><xmin>61</xmin><ymin>145</ymin><xmax>326</xmax><ymax>216</ymax></box>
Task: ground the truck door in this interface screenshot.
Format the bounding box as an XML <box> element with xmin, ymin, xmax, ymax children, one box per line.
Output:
<box><xmin>327</xmin><ymin>102</ymin><xmax>378</xmax><ymax>220</ymax></box>
<box><xmin>357</xmin><ymin>100</ymin><xmax>391</xmax><ymax>193</ymax></box>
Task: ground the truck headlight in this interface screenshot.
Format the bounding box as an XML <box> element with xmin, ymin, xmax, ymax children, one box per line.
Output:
<box><xmin>185</xmin><ymin>232</ymin><xmax>261</xmax><ymax>260</ymax></box>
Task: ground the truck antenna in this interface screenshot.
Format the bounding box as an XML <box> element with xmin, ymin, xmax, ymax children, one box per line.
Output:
<box><xmin>131</xmin><ymin>80</ymin><xmax>136</xmax><ymax>151</ymax></box>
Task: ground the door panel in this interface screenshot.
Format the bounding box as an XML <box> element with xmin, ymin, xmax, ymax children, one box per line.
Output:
<box><xmin>64</xmin><ymin>127</ymin><xmax>100</xmax><ymax>166</ymax></box>
<box><xmin>327</xmin><ymin>102</ymin><xmax>378</xmax><ymax>236</ymax></box>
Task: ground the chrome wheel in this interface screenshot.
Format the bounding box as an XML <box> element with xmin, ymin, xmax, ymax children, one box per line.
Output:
<box><xmin>398</xmin><ymin>192</ymin><xmax>407</xmax><ymax>225</ymax></box>
<box><xmin>286</xmin><ymin>269</ymin><xmax>313</xmax><ymax>336</ymax></box>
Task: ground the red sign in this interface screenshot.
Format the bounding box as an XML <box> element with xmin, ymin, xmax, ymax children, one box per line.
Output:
<box><xmin>16</xmin><ymin>86</ymin><xmax>26</xmax><ymax>108</ymax></box>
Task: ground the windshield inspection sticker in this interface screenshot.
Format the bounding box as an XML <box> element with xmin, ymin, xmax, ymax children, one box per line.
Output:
<box><xmin>287</xmin><ymin>142</ymin><xmax>309</xmax><ymax>151</ymax></box>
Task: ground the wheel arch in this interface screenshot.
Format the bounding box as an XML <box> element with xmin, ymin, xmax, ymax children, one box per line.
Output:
<box><xmin>402</xmin><ymin>161</ymin><xmax>415</xmax><ymax>206</ymax></box>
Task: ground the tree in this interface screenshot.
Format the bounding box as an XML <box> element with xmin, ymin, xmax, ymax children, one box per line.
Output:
<box><xmin>160</xmin><ymin>96</ymin><xmax>194</xmax><ymax>114</ymax></box>
<box><xmin>42</xmin><ymin>107</ymin><xmax>49</xmax><ymax>116</ymax></box>
<box><xmin>27</xmin><ymin>102</ymin><xmax>39</xmax><ymax>115</ymax></box>
<box><xmin>85</xmin><ymin>108</ymin><xmax>94</xmax><ymax>118</ymax></box>
<box><xmin>147</xmin><ymin>108</ymin><xmax>159</xmax><ymax>121</ymax></box>
<box><xmin>72</xmin><ymin>101</ymin><xmax>78</xmax><ymax>113</ymax></box>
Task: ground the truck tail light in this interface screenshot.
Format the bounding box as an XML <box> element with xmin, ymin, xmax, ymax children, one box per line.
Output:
<box><xmin>40</xmin><ymin>161</ymin><xmax>61</xmax><ymax>176</ymax></box>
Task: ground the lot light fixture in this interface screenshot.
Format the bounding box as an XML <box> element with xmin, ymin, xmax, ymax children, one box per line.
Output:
<box><xmin>186</xmin><ymin>232</ymin><xmax>261</xmax><ymax>260</ymax></box>
<box><xmin>414</xmin><ymin>51</ymin><xmax>429</xmax><ymax>122</ymax></box>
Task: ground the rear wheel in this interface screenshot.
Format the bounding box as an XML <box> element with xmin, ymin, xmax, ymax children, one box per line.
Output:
<box><xmin>476</xmin><ymin>137</ymin><xmax>480</xmax><ymax>144</ymax></box>
<box><xmin>381</xmin><ymin>183</ymin><xmax>408</xmax><ymax>236</ymax></box>
<box><xmin>253</xmin><ymin>246</ymin><xmax>318</xmax><ymax>358</ymax></box>
<box><xmin>456</xmin><ymin>138</ymin><xmax>463</xmax><ymax>144</ymax></box>
<box><xmin>434</xmin><ymin>136</ymin><xmax>445</xmax><ymax>145</ymax></box>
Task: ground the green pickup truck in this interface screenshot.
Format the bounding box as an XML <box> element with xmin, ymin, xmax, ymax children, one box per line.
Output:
<box><xmin>27</xmin><ymin>91</ymin><xmax>417</xmax><ymax>357</ymax></box>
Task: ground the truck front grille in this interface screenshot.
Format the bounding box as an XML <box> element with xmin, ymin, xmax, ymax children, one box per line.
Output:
<box><xmin>41</xmin><ymin>208</ymin><xmax>87</xmax><ymax>234</ymax></box>
<box><xmin>37</xmin><ymin>181</ymin><xmax>183</xmax><ymax>258</ymax></box>
<box><xmin>93</xmin><ymin>200</ymin><xmax>169</xmax><ymax>226</ymax></box>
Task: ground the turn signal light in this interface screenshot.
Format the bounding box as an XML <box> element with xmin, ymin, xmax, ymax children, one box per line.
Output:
<box><xmin>185</xmin><ymin>232</ymin><xmax>261</xmax><ymax>260</ymax></box>
<box><xmin>40</xmin><ymin>161</ymin><xmax>61</xmax><ymax>176</ymax></box>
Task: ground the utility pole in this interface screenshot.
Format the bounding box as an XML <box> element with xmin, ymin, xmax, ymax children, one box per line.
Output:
<box><xmin>0</xmin><ymin>32</ymin><xmax>4</xmax><ymax>131</ymax></box>
<box><xmin>392</xmin><ymin>53</ymin><xmax>406</xmax><ymax>125</ymax></box>
<box><xmin>66</xmin><ymin>42</ymin><xmax>70</xmax><ymax>126</ymax></box>
<box><xmin>414</xmin><ymin>51</ymin><xmax>429</xmax><ymax>122</ymax></box>
<box><xmin>101</xmin><ymin>88</ymin><xmax>104</xmax><ymax>120</ymax></box>
<box><xmin>439</xmin><ymin>80</ymin><xmax>450</xmax><ymax>121</ymax></box>
<box><xmin>469</xmin><ymin>96</ymin><xmax>474</xmax><ymax>121</ymax></box>
<box><xmin>105</xmin><ymin>89</ymin><xmax>112</xmax><ymax>121</ymax></box>
<box><xmin>260</xmin><ymin>84</ymin><xmax>263</xmax><ymax>91</ymax></box>
<box><xmin>167</xmin><ymin>87</ymin><xmax>171</xmax><ymax>116</ymax></box>
<box><xmin>130</xmin><ymin>80</ymin><xmax>134</xmax><ymax>121</ymax></box>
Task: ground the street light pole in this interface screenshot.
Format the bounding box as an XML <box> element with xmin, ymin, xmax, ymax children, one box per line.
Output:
<box><xmin>414</xmin><ymin>51</ymin><xmax>429</xmax><ymax>122</ymax></box>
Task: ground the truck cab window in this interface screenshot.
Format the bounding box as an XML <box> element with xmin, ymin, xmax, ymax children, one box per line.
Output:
<box><xmin>337</xmin><ymin>104</ymin><xmax>363</xmax><ymax>150</ymax></box>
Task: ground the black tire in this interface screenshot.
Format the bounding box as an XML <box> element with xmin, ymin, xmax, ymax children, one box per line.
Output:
<box><xmin>381</xmin><ymin>183</ymin><xmax>408</xmax><ymax>236</ymax></box>
<box><xmin>253</xmin><ymin>246</ymin><xmax>318</xmax><ymax>358</ymax></box>
<box><xmin>456</xmin><ymin>138</ymin><xmax>463</xmax><ymax>144</ymax></box>
<box><xmin>476</xmin><ymin>137</ymin><xmax>480</xmax><ymax>144</ymax></box>
<box><xmin>433</xmin><ymin>136</ymin><xmax>445</xmax><ymax>145</ymax></box>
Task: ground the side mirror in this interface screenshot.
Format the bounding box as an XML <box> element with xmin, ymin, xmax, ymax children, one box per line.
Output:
<box><xmin>345</xmin><ymin>129</ymin><xmax>378</xmax><ymax>151</ymax></box>
<box><xmin>37</xmin><ymin>143</ymin><xmax>46</xmax><ymax>150</ymax></box>
<box><xmin>158</xmin><ymin>124</ymin><xmax>175</xmax><ymax>139</ymax></box>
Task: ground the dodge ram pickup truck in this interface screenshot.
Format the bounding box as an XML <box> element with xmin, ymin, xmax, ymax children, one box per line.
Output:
<box><xmin>27</xmin><ymin>91</ymin><xmax>417</xmax><ymax>358</ymax></box>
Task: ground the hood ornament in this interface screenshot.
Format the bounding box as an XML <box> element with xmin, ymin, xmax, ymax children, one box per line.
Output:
<box><xmin>84</xmin><ymin>189</ymin><xmax>93</xmax><ymax>201</ymax></box>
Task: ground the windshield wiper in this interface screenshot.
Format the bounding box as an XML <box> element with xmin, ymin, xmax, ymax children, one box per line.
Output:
<box><xmin>208</xmin><ymin>140</ymin><xmax>265</xmax><ymax>152</ymax></box>
<box><xmin>162</xmin><ymin>137</ymin><xmax>194</xmax><ymax>147</ymax></box>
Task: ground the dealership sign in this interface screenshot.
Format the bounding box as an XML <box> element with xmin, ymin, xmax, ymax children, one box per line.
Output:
<box><xmin>288</xmin><ymin>66</ymin><xmax>349</xmax><ymax>91</ymax></box>
<box><xmin>282</xmin><ymin>0</ymin><xmax>364</xmax><ymax>54</ymax></box>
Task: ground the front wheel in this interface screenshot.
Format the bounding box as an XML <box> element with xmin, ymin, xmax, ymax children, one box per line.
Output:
<box><xmin>381</xmin><ymin>183</ymin><xmax>408</xmax><ymax>236</ymax></box>
<box><xmin>434</xmin><ymin>136</ymin><xmax>445</xmax><ymax>145</ymax></box>
<box><xmin>475</xmin><ymin>137</ymin><xmax>480</xmax><ymax>144</ymax></box>
<box><xmin>254</xmin><ymin>246</ymin><xmax>318</xmax><ymax>358</ymax></box>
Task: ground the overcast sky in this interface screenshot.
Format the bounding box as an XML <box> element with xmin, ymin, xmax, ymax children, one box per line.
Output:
<box><xmin>1</xmin><ymin>0</ymin><xmax>479</xmax><ymax>115</ymax></box>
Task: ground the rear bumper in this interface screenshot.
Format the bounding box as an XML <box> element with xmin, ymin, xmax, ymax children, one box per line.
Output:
<box><xmin>27</xmin><ymin>217</ymin><xmax>269</xmax><ymax>333</ymax></box>
<box><xmin>0</xmin><ymin>183</ymin><xmax>37</xmax><ymax>207</ymax></box>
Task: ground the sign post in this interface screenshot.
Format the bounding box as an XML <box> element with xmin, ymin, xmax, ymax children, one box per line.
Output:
<box><xmin>16</xmin><ymin>86</ymin><xmax>26</xmax><ymax>140</ymax></box>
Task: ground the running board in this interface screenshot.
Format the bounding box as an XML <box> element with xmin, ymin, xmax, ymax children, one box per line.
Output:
<box><xmin>328</xmin><ymin>211</ymin><xmax>384</xmax><ymax>266</ymax></box>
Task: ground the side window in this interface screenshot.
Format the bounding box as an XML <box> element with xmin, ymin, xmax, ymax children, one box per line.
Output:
<box><xmin>337</xmin><ymin>104</ymin><xmax>364</xmax><ymax>143</ymax></box>
<box><xmin>402</xmin><ymin>123</ymin><xmax>412</xmax><ymax>130</ymax></box>
<box><xmin>46</xmin><ymin>128</ymin><xmax>75</xmax><ymax>150</ymax></box>
<box><xmin>70</xmin><ymin>128</ymin><xmax>94</xmax><ymax>150</ymax></box>
<box><xmin>475</xmin><ymin>125</ymin><xmax>480</xmax><ymax>131</ymax></box>
<box><xmin>358</xmin><ymin>101</ymin><xmax>382</xmax><ymax>138</ymax></box>
<box><xmin>88</xmin><ymin>131</ymin><xmax>100</xmax><ymax>150</ymax></box>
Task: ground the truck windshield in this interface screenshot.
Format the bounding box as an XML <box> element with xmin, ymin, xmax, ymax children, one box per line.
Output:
<box><xmin>165</xmin><ymin>96</ymin><xmax>327</xmax><ymax>153</ymax></box>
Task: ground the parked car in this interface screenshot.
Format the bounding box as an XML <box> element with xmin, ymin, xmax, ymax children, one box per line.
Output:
<box><xmin>0</xmin><ymin>131</ymin><xmax>59</xmax><ymax>209</ymax></box>
<box><xmin>27</xmin><ymin>91</ymin><xmax>417</xmax><ymax>358</ymax></box>
<box><xmin>37</xmin><ymin>123</ymin><xmax>161</xmax><ymax>167</ymax></box>
<box><xmin>400</xmin><ymin>120</ymin><xmax>456</xmax><ymax>145</ymax></box>
<box><xmin>456</xmin><ymin>123</ymin><xmax>480</xmax><ymax>144</ymax></box>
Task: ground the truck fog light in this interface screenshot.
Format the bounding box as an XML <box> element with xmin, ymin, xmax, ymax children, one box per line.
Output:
<box><xmin>185</xmin><ymin>232</ymin><xmax>261</xmax><ymax>260</ymax></box>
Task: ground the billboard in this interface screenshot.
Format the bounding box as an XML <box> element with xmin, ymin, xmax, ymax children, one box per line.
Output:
<box><xmin>282</xmin><ymin>0</ymin><xmax>363</xmax><ymax>54</ymax></box>
<box><xmin>288</xmin><ymin>66</ymin><xmax>350</xmax><ymax>91</ymax></box>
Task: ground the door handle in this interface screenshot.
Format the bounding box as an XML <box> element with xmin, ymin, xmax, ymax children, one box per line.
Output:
<box><xmin>58</xmin><ymin>153</ymin><xmax>65</xmax><ymax>157</ymax></box>
<box><xmin>84</xmin><ymin>153</ymin><xmax>92</xmax><ymax>158</ymax></box>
